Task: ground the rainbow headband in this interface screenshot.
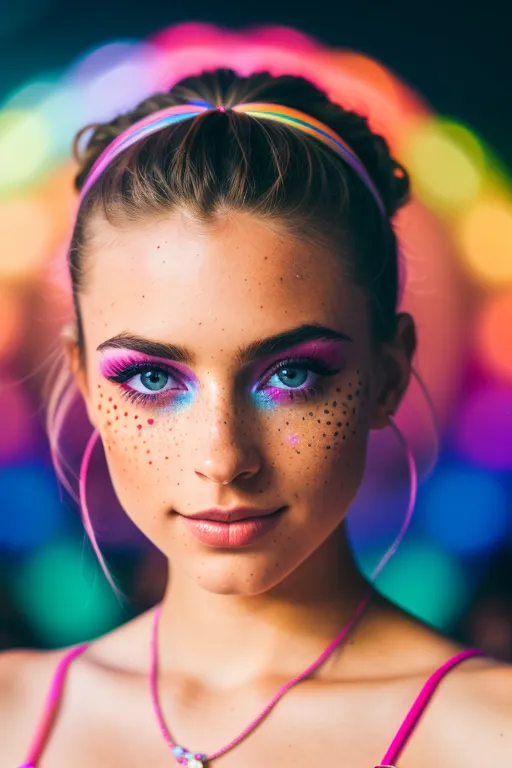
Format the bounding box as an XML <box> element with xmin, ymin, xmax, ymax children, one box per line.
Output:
<box><xmin>79</xmin><ymin>99</ymin><xmax>386</xmax><ymax>213</ymax></box>
<box><xmin>78</xmin><ymin>99</ymin><xmax>405</xmax><ymax>299</ymax></box>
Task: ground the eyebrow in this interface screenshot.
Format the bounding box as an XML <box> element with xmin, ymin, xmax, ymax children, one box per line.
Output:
<box><xmin>96</xmin><ymin>323</ymin><xmax>353</xmax><ymax>367</ymax></box>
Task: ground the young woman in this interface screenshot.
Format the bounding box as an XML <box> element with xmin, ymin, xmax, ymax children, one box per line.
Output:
<box><xmin>1</xmin><ymin>68</ymin><xmax>511</xmax><ymax>768</ymax></box>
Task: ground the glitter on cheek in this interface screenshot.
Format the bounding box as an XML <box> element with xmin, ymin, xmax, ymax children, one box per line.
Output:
<box><xmin>287</xmin><ymin>434</ymin><xmax>300</xmax><ymax>446</ymax></box>
<box><xmin>161</xmin><ymin>388</ymin><xmax>196</xmax><ymax>413</ymax></box>
<box><xmin>251</xmin><ymin>389</ymin><xmax>279</xmax><ymax>412</ymax></box>
<box><xmin>250</xmin><ymin>384</ymin><xmax>306</xmax><ymax>411</ymax></box>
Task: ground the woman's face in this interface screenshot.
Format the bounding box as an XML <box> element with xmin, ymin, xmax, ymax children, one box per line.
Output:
<box><xmin>66</xmin><ymin>208</ymin><xmax>401</xmax><ymax>596</ymax></box>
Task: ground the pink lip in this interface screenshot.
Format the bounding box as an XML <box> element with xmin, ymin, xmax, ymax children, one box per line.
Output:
<box><xmin>179</xmin><ymin>507</ymin><xmax>286</xmax><ymax>547</ymax></box>
<box><xmin>186</xmin><ymin>506</ymin><xmax>281</xmax><ymax>523</ymax></box>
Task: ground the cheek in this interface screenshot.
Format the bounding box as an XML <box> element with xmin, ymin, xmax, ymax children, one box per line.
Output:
<box><xmin>94</xmin><ymin>384</ymin><xmax>181</xmax><ymax>516</ymax></box>
<box><xmin>272</xmin><ymin>372</ymin><xmax>370</xmax><ymax>480</ymax></box>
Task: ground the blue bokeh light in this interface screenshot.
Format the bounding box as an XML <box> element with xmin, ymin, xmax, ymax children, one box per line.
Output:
<box><xmin>0</xmin><ymin>463</ymin><xmax>67</xmax><ymax>550</ymax></box>
<box><xmin>421</xmin><ymin>464</ymin><xmax>508</xmax><ymax>554</ymax></box>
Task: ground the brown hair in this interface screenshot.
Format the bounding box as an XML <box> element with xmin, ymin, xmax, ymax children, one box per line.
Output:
<box><xmin>69</xmin><ymin>68</ymin><xmax>410</xmax><ymax>366</ymax></box>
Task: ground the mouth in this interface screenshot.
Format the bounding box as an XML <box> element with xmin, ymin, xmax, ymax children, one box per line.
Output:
<box><xmin>180</xmin><ymin>506</ymin><xmax>286</xmax><ymax>524</ymax></box>
<box><xmin>177</xmin><ymin>507</ymin><xmax>287</xmax><ymax>547</ymax></box>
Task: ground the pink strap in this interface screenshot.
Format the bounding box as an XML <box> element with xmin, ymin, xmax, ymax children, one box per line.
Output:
<box><xmin>376</xmin><ymin>648</ymin><xmax>488</xmax><ymax>767</ymax></box>
<box><xmin>20</xmin><ymin>643</ymin><xmax>90</xmax><ymax>767</ymax></box>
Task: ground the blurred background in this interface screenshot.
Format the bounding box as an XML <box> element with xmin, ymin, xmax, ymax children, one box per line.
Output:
<box><xmin>0</xmin><ymin>0</ymin><xmax>511</xmax><ymax>658</ymax></box>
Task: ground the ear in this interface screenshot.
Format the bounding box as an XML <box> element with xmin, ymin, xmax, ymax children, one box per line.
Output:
<box><xmin>370</xmin><ymin>312</ymin><xmax>417</xmax><ymax>430</ymax></box>
<box><xmin>60</xmin><ymin>323</ymin><xmax>98</xmax><ymax>430</ymax></box>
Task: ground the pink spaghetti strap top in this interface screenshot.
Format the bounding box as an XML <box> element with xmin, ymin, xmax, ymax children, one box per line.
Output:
<box><xmin>17</xmin><ymin>644</ymin><xmax>488</xmax><ymax>768</ymax></box>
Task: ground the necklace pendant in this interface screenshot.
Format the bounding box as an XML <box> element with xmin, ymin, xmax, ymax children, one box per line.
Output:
<box><xmin>172</xmin><ymin>746</ymin><xmax>207</xmax><ymax>767</ymax></box>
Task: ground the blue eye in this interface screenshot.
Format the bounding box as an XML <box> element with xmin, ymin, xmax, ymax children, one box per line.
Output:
<box><xmin>106</xmin><ymin>362</ymin><xmax>187</xmax><ymax>407</ymax></box>
<box><xmin>136</xmin><ymin>369</ymin><xmax>172</xmax><ymax>392</ymax></box>
<box><xmin>267</xmin><ymin>365</ymin><xmax>312</xmax><ymax>389</ymax></box>
<box><xmin>255</xmin><ymin>357</ymin><xmax>341</xmax><ymax>406</ymax></box>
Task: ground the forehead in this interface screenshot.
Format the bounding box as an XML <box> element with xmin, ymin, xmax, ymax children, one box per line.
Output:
<box><xmin>80</xmin><ymin>209</ymin><xmax>370</xmax><ymax>358</ymax></box>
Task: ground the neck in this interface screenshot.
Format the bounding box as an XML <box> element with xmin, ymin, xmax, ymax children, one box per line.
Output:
<box><xmin>156</xmin><ymin>524</ymin><xmax>372</xmax><ymax>688</ymax></box>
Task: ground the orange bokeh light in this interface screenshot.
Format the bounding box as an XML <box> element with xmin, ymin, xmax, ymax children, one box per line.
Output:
<box><xmin>475</xmin><ymin>291</ymin><xmax>512</xmax><ymax>382</ymax></box>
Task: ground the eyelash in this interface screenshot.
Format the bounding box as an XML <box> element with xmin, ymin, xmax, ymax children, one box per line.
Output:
<box><xmin>105</xmin><ymin>356</ymin><xmax>341</xmax><ymax>409</ymax></box>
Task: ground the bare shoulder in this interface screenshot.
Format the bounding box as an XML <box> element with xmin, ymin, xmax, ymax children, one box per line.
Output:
<box><xmin>0</xmin><ymin>646</ymin><xmax>65</xmax><ymax>763</ymax></box>
<box><xmin>418</xmin><ymin>653</ymin><xmax>512</xmax><ymax>764</ymax></box>
<box><xmin>0</xmin><ymin>607</ymin><xmax>155</xmax><ymax>714</ymax></box>
<box><xmin>0</xmin><ymin>609</ymin><xmax>155</xmax><ymax>765</ymax></box>
<box><xmin>459</xmin><ymin>657</ymin><xmax>512</xmax><ymax>729</ymax></box>
<box><xmin>0</xmin><ymin>645</ymin><xmax>62</xmax><ymax>704</ymax></box>
<box><xmin>364</xmin><ymin>595</ymin><xmax>512</xmax><ymax>764</ymax></box>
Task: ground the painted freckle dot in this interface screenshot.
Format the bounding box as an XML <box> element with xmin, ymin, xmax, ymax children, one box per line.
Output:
<box><xmin>326</xmin><ymin>421</ymin><xmax>331</xmax><ymax>425</ymax></box>
<box><xmin>332</xmin><ymin>401</ymin><xmax>337</xmax><ymax>407</ymax></box>
<box><xmin>134</xmin><ymin>415</ymin><xmax>138</xmax><ymax>420</ymax></box>
<box><xmin>98</xmin><ymin>404</ymin><xmax>102</xmax><ymax>410</ymax></box>
<box><xmin>113</xmin><ymin>404</ymin><xmax>117</xmax><ymax>409</ymax></box>
<box><xmin>108</xmin><ymin>397</ymin><xmax>113</xmax><ymax>402</ymax></box>
<box><xmin>137</xmin><ymin>424</ymin><xmax>142</xmax><ymax>430</ymax></box>
<box><xmin>147</xmin><ymin>419</ymin><xmax>154</xmax><ymax>425</ymax></box>
<box><xmin>337</xmin><ymin>422</ymin><xmax>342</xmax><ymax>427</ymax></box>
<box><xmin>324</xmin><ymin>409</ymin><xmax>329</xmax><ymax>414</ymax></box>
<box><xmin>124</xmin><ymin>412</ymin><xmax>128</xmax><ymax>417</ymax></box>
<box><xmin>348</xmin><ymin>395</ymin><xmax>353</xmax><ymax>400</ymax></box>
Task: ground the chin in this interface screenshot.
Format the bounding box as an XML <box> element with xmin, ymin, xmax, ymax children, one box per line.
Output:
<box><xmin>186</xmin><ymin>557</ymin><xmax>289</xmax><ymax>596</ymax></box>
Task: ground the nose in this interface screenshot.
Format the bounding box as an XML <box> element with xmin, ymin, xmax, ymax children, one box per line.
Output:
<box><xmin>193</xmin><ymin>382</ymin><xmax>262</xmax><ymax>485</ymax></box>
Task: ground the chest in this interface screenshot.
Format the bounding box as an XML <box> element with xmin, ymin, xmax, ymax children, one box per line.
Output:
<box><xmin>31</xmin><ymin>676</ymin><xmax>456</xmax><ymax>768</ymax></box>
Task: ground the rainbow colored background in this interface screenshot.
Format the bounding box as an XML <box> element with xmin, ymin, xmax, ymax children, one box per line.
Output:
<box><xmin>0</xmin><ymin>25</ymin><xmax>511</xmax><ymax>650</ymax></box>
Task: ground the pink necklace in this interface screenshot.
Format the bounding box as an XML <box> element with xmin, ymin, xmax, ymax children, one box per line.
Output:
<box><xmin>150</xmin><ymin>586</ymin><xmax>373</xmax><ymax>767</ymax></box>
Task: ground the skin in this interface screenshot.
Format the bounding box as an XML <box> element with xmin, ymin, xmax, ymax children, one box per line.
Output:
<box><xmin>1</xmin><ymin>207</ymin><xmax>511</xmax><ymax>767</ymax></box>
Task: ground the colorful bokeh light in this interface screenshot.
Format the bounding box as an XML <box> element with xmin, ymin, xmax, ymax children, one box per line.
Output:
<box><xmin>456</xmin><ymin>195</ymin><xmax>512</xmax><ymax>287</ymax></box>
<box><xmin>359</xmin><ymin>539</ymin><xmax>470</xmax><ymax>631</ymax></box>
<box><xmin>404</xmin><ymin>119</ymin><xmax>485</xmax><ymax>214</ymax></box>
<box><xmin>475</xmin><ymin>290</ymin><xmax>512</xmax><ymax>382</ymax></box>
<box><xmin>10</xmin><ymin>537</ymin><xmax>123</xmax><ymax>645</ymax></box>
<box><xmin>421</xmin><ymin>465</ymin><xmax>509</xmax><ymax>554</ymax></box>
<box><xmin>0</xmin><ymin>463</ymin><xmax>67</xmax><ymax>550</ymax></box>
<box><xmin>453</xmin><ymin>384</ymin><xmax>512</xmax><ymax>471</ymax></box>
